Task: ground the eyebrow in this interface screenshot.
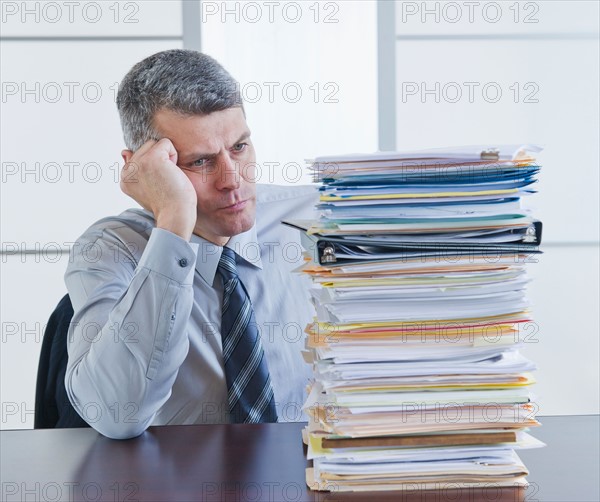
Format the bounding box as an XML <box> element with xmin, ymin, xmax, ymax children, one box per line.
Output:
<box><xmin>180</xmin><ymin>130</ymin><xmax>251</xmax><ymax>163</ymax></box>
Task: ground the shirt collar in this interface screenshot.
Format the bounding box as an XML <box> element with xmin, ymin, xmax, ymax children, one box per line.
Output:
<box><xmin>191</xmin><ymin>224</ymin><xmax>263</xmax><ymax>286</ymax></box>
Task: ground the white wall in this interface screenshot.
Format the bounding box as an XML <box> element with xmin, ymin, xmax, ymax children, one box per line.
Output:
<box><xmin>200</xmin><ymin>0</ymin><xmax>378</xmax><ymax>183</ymax></box>
<box><xmin>0</xmin><ymin>0</ymin><xmax>378</xmax><ymax>430</ymax></box>
<box><xmin>393</xmin><ymin>0</ymin><xmax>600</xmax><ymax>416</ymax></box>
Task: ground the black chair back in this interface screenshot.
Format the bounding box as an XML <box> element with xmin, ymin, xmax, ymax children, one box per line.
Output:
<box><xmin>34</xmin><ymin>294</ymin><xmax>89</xmax><ymax>429</ymax></box>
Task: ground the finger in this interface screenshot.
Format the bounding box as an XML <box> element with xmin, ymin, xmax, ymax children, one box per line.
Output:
<box><xmin>155</xmin><ymin>137</ymin><xmax>179</xmax><ymax>165</ymax></box>
<box><xmin>122</xmin><ymin>140</ymin><xmax>157</xmax><ymax>173</ymax></box>
<box><xmin>130</xmin><ymin>139</ymin><xmax>158</xmax><ymax>159</ymax></box>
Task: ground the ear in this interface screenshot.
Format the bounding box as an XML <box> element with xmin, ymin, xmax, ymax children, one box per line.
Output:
<box><xmin>121</xmin><ymin>149</ymin><xmax>133</xmax><ymax>164</ymax></box>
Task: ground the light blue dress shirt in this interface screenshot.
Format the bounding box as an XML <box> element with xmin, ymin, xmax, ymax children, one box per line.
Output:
<box><xmin>65</xmin><ymin>184</ymin><xmax>318</xmax><ymax>439</ymax></box>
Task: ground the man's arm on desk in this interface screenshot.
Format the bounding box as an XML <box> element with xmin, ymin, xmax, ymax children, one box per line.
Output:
<box><xmin>65</xmin><ymin>226</ymin><xmax>198</xmax><ymax>439</ymax></box>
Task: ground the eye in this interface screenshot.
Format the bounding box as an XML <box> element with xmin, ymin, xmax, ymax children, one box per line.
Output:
<box><xmin>192</xmin><ymin>158</ymin><xmax>209</xmax><ymax>167</ymax></box>
<box><xmin>232</xmin><ymin>142</ymin><xmax>248</xmax><ymax>152</ymax></box>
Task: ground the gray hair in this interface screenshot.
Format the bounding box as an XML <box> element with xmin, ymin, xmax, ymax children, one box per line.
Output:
<box><xmin>116</xmin><ymin>49</ymin><xmax>243</xmax><ymax>151</ymax></box>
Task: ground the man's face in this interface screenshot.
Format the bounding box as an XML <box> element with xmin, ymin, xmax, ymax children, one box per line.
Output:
<box><xmin>153</xmin><ymin>107</ymin><xmax>256</xmax><ymax>245</ymax></box>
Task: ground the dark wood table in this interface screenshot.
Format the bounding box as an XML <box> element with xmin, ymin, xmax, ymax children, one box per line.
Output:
<box><xmin>1</xmin><ymin>416</ymin><xmax>598</xmax><ymax>501</ymax></box>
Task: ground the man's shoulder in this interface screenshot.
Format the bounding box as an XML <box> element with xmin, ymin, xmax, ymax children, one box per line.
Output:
<box><xmin>74</xmin><ymin>208</ymin><xmax>156</xmax><ymax>246</ymax></box>
<box><xmin>65</xmin><ymin>209</ymin><xmax>156</xmax><ymax>279</ymax></box>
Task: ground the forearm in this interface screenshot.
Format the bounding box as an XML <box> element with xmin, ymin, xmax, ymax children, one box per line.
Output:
<box><xmin>65</xmin><ymin>227</ymin><xmax>198</xmax><ymax>439</ymax></box>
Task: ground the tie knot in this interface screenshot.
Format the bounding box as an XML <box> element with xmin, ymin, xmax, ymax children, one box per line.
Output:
<box><xmin>217</xmin><ymin>247</ymin><xmax>238</xmax><ymax>280</ymax></box>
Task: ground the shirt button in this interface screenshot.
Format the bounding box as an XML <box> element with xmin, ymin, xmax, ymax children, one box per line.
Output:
<box><xmin>178</xmin><ymin>258</ymin><xmax>188</xmax><ymax>267</ymax></box>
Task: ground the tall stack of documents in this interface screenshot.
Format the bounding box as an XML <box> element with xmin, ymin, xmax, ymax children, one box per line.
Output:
<box><xmin>286</xmin><ymin>145</ymin><xmax>544</xmax><ymax>492</ymax></box>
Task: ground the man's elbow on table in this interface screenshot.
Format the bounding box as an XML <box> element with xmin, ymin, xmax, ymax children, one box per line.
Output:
<box><xmin>72</xmin><ymin>400</ymin><xmax>154</xmax><ymax>440</ymax></box>
<box><xmin>65</xmin><ymin>372</ymin><xmax>158</xmax><ymax>440</ymax></box>
<box><xmin>92</xmin><ymin>419</ymin><xmax>153</xmax><ymax>440</ymax></box>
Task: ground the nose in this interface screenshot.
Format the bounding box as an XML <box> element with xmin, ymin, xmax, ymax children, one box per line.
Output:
<box><xmin>215</xmin><ymin>153</ymin><xmax>240</xmax><ymax>191</ymax></box>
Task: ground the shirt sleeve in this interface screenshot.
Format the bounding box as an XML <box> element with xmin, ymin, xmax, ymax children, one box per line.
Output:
<box><xmin>64</xmin><ymin>226</ymin><xmax>198</xmax><ymax>439</ymax></box>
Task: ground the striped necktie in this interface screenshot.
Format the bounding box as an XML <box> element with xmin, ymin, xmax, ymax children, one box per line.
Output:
<box><xmin>216</xmin><ymin>247</ymin><xmax>278</xmax><ymax>423</ymax></box>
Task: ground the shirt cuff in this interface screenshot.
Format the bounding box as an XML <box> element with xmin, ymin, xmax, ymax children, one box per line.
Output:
<box><xmin>137</xmin><ymin>228</ymin><xmax>198</xmax><ymax>284</ymax></box>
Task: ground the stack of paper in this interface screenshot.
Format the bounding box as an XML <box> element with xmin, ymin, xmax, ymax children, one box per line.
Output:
<box><xmin>286</xmin><ymin>145</ymin><xmax>544</xmax><ymax>492</ymax></box>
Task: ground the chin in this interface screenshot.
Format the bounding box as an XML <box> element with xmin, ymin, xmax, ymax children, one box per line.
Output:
<box><xmin>233</xmin><ymin>217</ymin><xmax>255</xmax><ymax>236</ymax></box>
<box><xmin>223</xmin><ymin>210</ymin><xmax>255</xmax><ymax>237</ymax></box>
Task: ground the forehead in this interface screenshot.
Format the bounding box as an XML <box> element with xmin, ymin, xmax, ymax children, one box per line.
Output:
<box><xmin>152</xmin><ymin>107</ymin><xmax>249</xmax><ymax>153</ymax></box>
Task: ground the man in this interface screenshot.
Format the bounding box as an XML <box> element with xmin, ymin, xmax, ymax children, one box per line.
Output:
<box><xmin>64</xmin><ymin>49</ymin><xmax>317</xmax><ymax>439</ymax></box>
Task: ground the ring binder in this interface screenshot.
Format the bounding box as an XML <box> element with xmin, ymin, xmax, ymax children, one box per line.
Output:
<box><xmin>283</xmin><ymin>220</ymin><xmax>543</xmax><ymax>266</ymax></box>
<box><xmin>321</xmin><ymin>246</ymin><xmax>337</xmax><ymax>264</ymax></box>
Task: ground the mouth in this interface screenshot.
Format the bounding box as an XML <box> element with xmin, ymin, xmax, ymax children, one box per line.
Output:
<box><xmin>220</xmin><ymin>199</ymin><xmax>249</xmax><ymax>211</ymax></box>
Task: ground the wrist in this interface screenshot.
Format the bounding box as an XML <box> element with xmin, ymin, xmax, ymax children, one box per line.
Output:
<box><xmin>156</xmin><ymin>208</ymin><xmax>196</xmax><ymax>241</ymax></box>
